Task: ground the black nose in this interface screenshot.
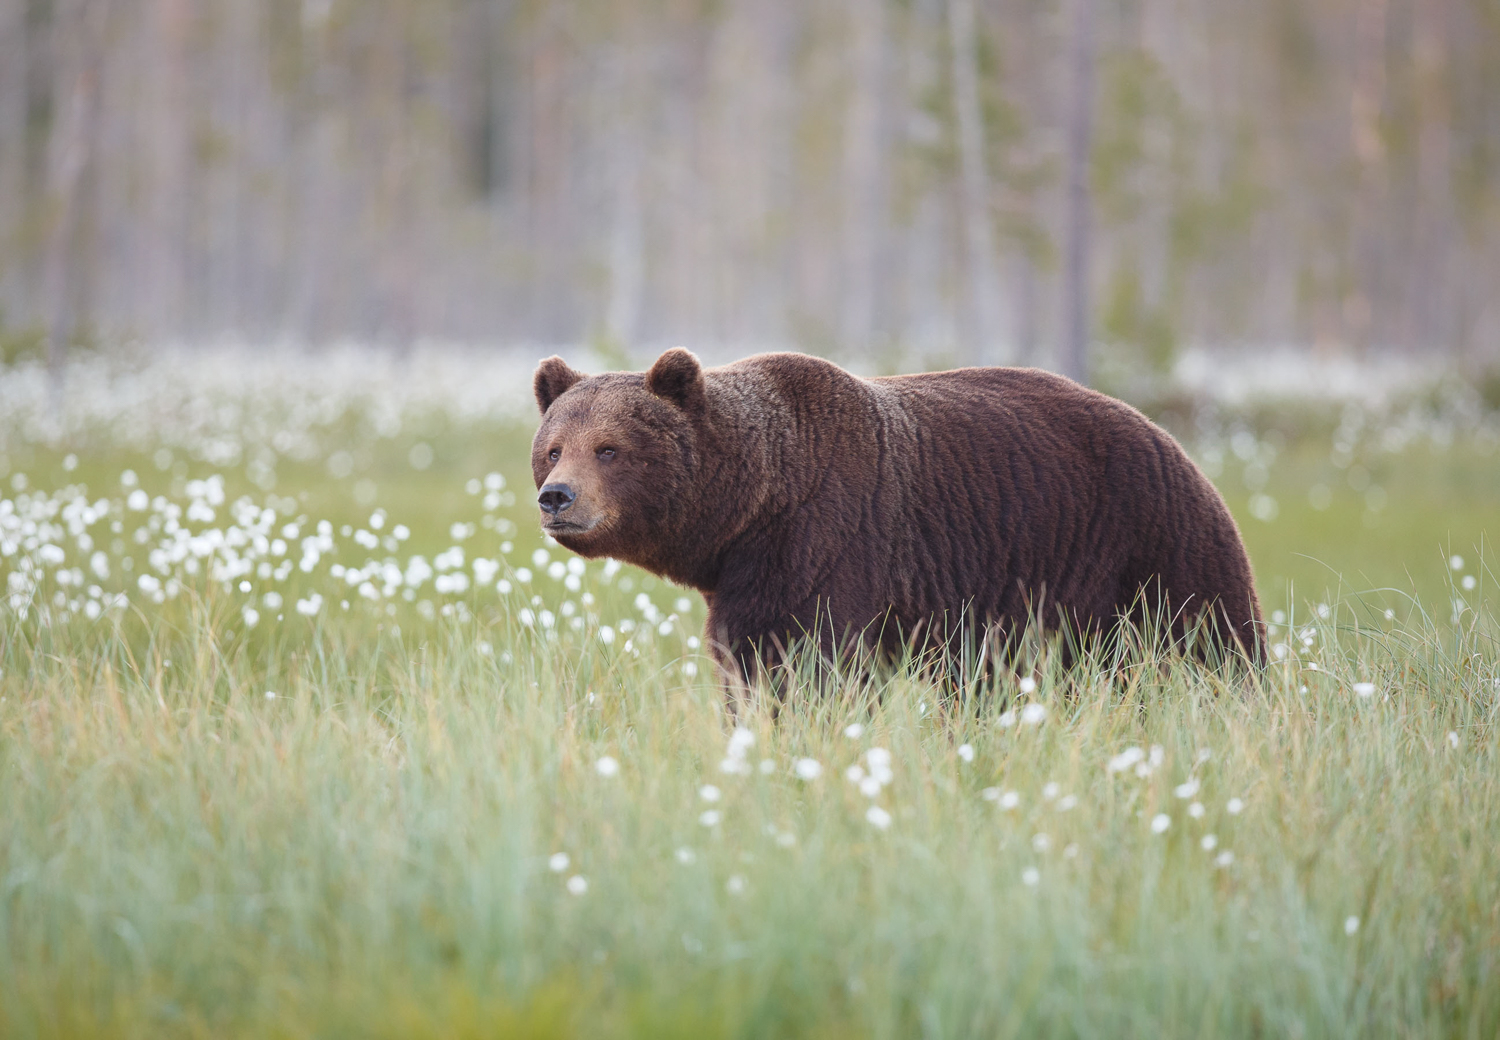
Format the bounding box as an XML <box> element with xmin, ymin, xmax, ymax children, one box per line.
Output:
<box><xmin>538</xmin><ymin>483</ymin><xmax>576</xmax><ymax>515</ymax></box>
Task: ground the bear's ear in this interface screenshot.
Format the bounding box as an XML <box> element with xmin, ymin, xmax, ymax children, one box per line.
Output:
<box><xmin>645</xmin><ymin>347</ymin><xmax>706</xmax><ymax>413</ymax></box>
<box><xmin>534</xmin><ymin>356</ymin><xmax>585</xmax><ymax>414</ymax></box>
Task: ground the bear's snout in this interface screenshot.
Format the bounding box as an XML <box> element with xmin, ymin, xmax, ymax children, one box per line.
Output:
<box><xmin>537</xmin><ymin>483</ymin><xmax>577</xmax><ymax>515</ymax></box>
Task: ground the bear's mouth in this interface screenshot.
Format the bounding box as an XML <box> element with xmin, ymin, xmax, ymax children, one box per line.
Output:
<box><xmin>542</xmin><ymin>517</ymin><xmax>598</xmax><ymax>535</ymax></box>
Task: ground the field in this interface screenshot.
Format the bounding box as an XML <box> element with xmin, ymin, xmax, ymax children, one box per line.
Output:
<box><xmin>1</xmin><ymin>348</ymin><xmax>1498</xmax><ymax>1038</ymax></box>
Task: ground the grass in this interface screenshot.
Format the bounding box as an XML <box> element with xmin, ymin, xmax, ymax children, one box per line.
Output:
<box><xmin>1</xmin><ymin>417</ymin><xmax>1498</xmax><ymax>1038</ymax></box>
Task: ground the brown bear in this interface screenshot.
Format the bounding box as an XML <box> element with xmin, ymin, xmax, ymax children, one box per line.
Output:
<box><xmin>531</xmin><ymin>348</ymin><xmax>1263</xmax><ymax>686</ymax></box>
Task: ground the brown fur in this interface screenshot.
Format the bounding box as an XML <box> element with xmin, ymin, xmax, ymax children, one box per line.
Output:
<box><xmin>532</xmin><ymin>349</ymin><xmax>1263</xmax><ymax>684</ymax></box>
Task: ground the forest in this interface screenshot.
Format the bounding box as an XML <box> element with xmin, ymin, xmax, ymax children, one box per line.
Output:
<box><xmin>2</xmin><ymin>0</ymin><xmax>1498</xmax><ymax>382</ymax></box>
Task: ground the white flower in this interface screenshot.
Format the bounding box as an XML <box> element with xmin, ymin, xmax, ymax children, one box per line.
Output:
<box><xmin>699</xmin><ymin>810</ymin><xmax>722</xmax><ymax>827</ymax></box>
<box><xmin>1041</xmin><ymin>781</ymin><xmax>1060</xmax><ymax>800</ymax></box>
<box><xmin>1021</xmin><ymin>867</ymin><xmax>1040</xmax><ymax>887</ymax></box>
<box><xmin>865</xmin><ymin>805</ymin><xmax>892</xmax><ymax>829</ymax></box>
<box><xmin>1201</xmin><ymin>834</ymin><xmax>1218</xmax><ymax>851</ymax></box>
<box><xmin>1151</xmin><ymin>813</ymin><xmax>1171</xmax><ymax>834</ymax></box>
<box><xmin>957</xmin><ymin>743</ymin><xmax>975</xmax><ymax>762</ymax></box>
<box><xmin>726</xmin><ymin>727</ymin><xmax>756</xmax><ymax>759</ymax></box>
<box><xmin>997</xmin><ymin>711</ymin><xmax>1017</xmax><ymax>728</ymax></box>
<box><xmin>1188</xmin><ymin>801</ymin><xmax>1205</xmax><ymax>819</ymax></box>
<box><xmin>726</xmin><ymin>874</ymin><xmax>747</xmax><ymax>895</ymax></box>
<box><xmin>1344</xmin><ymin>915</ymin><xmax>1360</xmax><ymax>936</ymax></box>
<box><xmin>1174</xmin><ymin>779</ymin><xmax>1200</xmax><ymax>799</ymax></box>
<box><xmin>1450</xmin><ymin>554</ymin><xmax>1464</xmax><ymax>571</ymax></box>
<box><xmin>720</xmin><ymin>758</ymin><xmax>752</xmax><ymax>776</ymax></box>
<box><xmin>1214</xmin><ymin>850</ymin><xmax>1234</xmax><ymax>868</ymax></box>
<box><xmin>566</xmin><ymin>875</ymin><xmax>588</xmax><ymax>896</ymax></box>
<box><xmin>793</xmin><ymin>758</ymin><xmax>823</xmax><ymax>780</ymax></box>
<box><xmin>675</xmin><ymin>847</ymin><xmax>697</xmax><ymax>865</ymax></box>
<box><xmin>1107</xmin><ymin>747</ymin><xmax>1145</xmax><ymax>773</ymax></box>
<box><xmin>548</xmin><ymin>852</ymin><xmax>570</xmax><ymax>872</ymax></box>
<box><xmin>845</xmin><ymin>764</ymin><xmax>866</xmax><ymax>783</ymax></box>
<box><xmin>1020</xmin><ymin>703</ymin><xmax>1047</xmax><ymax>726</ymax></box>
<box><xmin>1018</xmin><ymin>676</ymin><xmax>1037</xmax><ymax>694</ymax></box>
<box><xmin>775</xmin><ymin>831</ymin><xmax>796</xmax><ymax>848</ymax></box>
<box><xmin>264</xmin><ymin>691</ymin><xmax>277</xmax><ymax>700</ymax></box>
<box><xmin>1226</xmin><ymin>797</ymin><xmax>1244</xmax><ymax>814</ymax></box>
<box><xmin>758</xmin><ymin>759</ymin><xmax>776</xmax><ymax>774</ymax></box>
<box><xmin>866</xmin><ymin>748</ymin><xmax>892</xmax><ymax>770</ymax></box>
<box><xmin>1352</xmin><ymin>682</ymin><xmax>1376</xmax><ymax>698</ymax></box>
<box><xmin>859</xmin><ymin>776</ymin><xmax>883</xmax><ymax>798</ymax></box>
<box><xmin>1056</xmin><ymin>794</ymin><xmax>1078</xmax><ymax>812</ymax></box>
<box><xmin>1032</xmin><ymin>833</ymin><xmax>1051</xmax><ymax>852</ymax></box>
<box><xmin>699</xmin><ymin>784</ymin><xmax>722</xmax><ymax>803</ymax></box>
<box><xmin>1063</xmin><ymin>843</ymin><xmax>1079</xmax><ymax>859</ymax></box>
<box><xmin>595</xmin><ymin>755</ymin><xmax>620</xmax><ymax>778</ymax></box>
<box><xmin>981</xmin><ymin>787</ymin><xmax>1000</xmax><ymax>801</ymax></box>
<box><xmin>999</xmin><ymin>790</ymin><xmax>1020</xmax><ymax>810</ymax></box>
<box><xmin>1149</xmin><ymin>745</ymin><xmax>1165</xmax><ymax>767</ymax></box>
<box><xmin>1447</xmin><ymin>731</ymin><xmax>1460</xmax><ymax>749</ymax></box>
<box><xmin>843</xmin><ymin>723</ymin><xmax>865</xmax><ymax>739</ymax></box>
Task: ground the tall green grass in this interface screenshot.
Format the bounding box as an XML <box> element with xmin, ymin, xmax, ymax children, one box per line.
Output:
<box><xmin>2</xmin><ymin>577</ymin><xmax>1496</xmax><ymax>1038</ymax></box>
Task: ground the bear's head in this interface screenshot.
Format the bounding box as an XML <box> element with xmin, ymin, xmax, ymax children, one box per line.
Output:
<box><xmin>531</xmin><ymin>348</ymin><xmax>708</xmax><ymax>571</ymax></box>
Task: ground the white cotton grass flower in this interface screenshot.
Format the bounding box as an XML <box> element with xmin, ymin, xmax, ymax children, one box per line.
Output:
<box><xmin>1020</xmin><ymin>703</ymin><xmax>1047</xmax><ymax>726</ymax></box>
<box><xmin>1032</xmin><ymin>833</ymin><xmax>1051</xmax><ymax>852</ymax></box>
<box><xmin>566</xmin><ymin>875</ymin><xmax>588</xmax><ymax>896</ymax></box>
<box><xmin>1041</xmin><ymin>782</ymin><xmax>1060</xmax><ymax>800</ymax></box>
<box><xmin>548</xmin><ymin>852</ymin><xmax>570</xmax><ymax>873</ymax></box>
<box><xmin>1021</xmin><ymin>867</ymin><xmax>1040</xmax><ymax>887</ymax></box>
<box><xmin>1056</xmin><ymin>794</ymin><xmax>1078</xmax><ymax>812</ymax></box>
<box><xmin>675</xmin><ymin>847</ymin><xmax>697</xmax><ymax>865</ymax></box>
<box><xmin>1174</xmin><ymin>779</ymin><xmax>1200</xmax><ymax>799</ymax></box>
<box><xmin>1188</xmin><ymin>802</ymin><xmax>1205</xmax><ymax>819</ymax></box>
<box><xmin>1151</xmin><ymin>813</ymin><xmax>1172</xmax><ymax>834</ymax></box>
<box><xmin>264</xmin><ymin>691</ymin><xmax>277</xmax><ymax>700</ymax></box>
<box><xmin>999</xmin><ymin>790</ymin><xmax>1020</xmax><ymax>810</ymax></box>
<box><xmin>699</xmin><ymin>785</ymin><xmax>722</xmax><ymax>803</ymax></box>
<box><xmin>997</xmin><ymin>710</ymin><xmax>1017</xmax><ymax>728</ymax></box>
<box><xmin>957</xmin><ymin>743</ymin><xmax>975</xmax><ymax>762</ymax></box>
<box><xmin>726</xmin><ymin>874</ymin><xmax>748</xmax><ymax>895</ymax></box>
<box><xmin>981</xmin><ymin>787</ymin><xmax>1001</xmax><ymax>801</ymax></box>
<box><xmin>1107</xmin><ymin>747</ymin><xmax>1145</xmax><ymax>773</ymax></box>
<box><xmin>845</xmin><ymin>764</ymin><xmax>865</xmax><ymax>783</ymax></box>
<box><xmin>1226</xmin><ymin>797</ymin><xmax>1245</xmax><ymax>814</ymax></box>
<box><xmin>594</xmin><ymin>755</ymin><xmax>620</xmax><ymax>778</ymax></box>
<box><xmin>1063</xmin><ymin>843</ymin><xmax>1079</xmax><ymax>859</ymax></box>
<box><xmin>1450</xmin><ymin>554</ymin><xmax>1464</xmax><ymax>571</ymax></box>
<box><xmin>1352</xmin><ymin>682</ymin><xmax>1377</xmax><ymax>698</ymax></box>
<box><xmin>1447</xmin><ymin>731</ymin><xmax>1460</xmax><ymax>749</ymax></box>
<box><xmin>758</xmin><ymin>759</ymin><xmax>776</xmax><ymax>774</ymax></box>
<box><xmin>865</xmin><ymin>806</ymin><xmax>892</xmax><ymax>829</ymax></box>
<box><xmin>1201</xmin><ymin>834</ymin><xmax>1218</xmax><ymax>851</ymax></box>
<box><xmin>859</xmin><ymin>775</ymin><xmax>883</xmax><ymax>798</ymax></box>
<box><xmin>1018</xmin><ymin>676</ymin><xmax>1037</xmax><ymax>694</ymax></box>
<box><xmin>1214</xmin><ymin>850</ymin><xmax>1234</xmax><ymax>868</ymax></box>
<box><xmin>843</xmin><ymin>723</ymin><xmax>865</xmax><ymax>739</ymax></box>
<box><xmin>793</xmin><ymin>758</ymin><xmax>823</xmax><ymax>780</ymax></box>
<box><xmin>1344</xmin><ymin>915</ymin><xmax>1360</xmax><ymax>936</ymax></box>
<box><xmin>699</xmin><ymin>810</ymin><xmax>721</xmax><ymax>827</ymax></box>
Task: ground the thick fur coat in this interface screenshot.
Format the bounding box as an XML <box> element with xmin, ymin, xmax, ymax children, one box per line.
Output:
<box><xmin>532</xmin><ymin>349</ymin><xmax>1263</xmax><ymax>681</ymax></box>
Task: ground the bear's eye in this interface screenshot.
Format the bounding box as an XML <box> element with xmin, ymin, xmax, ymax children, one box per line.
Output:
<box><xmin>597</xmin><ymin>447</ymin><xmax>616</xmax><ymax>460</ymax></box>
<box><xmin>548</xmin><ymin>448</ymin><xmax>560</xmax><ymax>462</ymax></box>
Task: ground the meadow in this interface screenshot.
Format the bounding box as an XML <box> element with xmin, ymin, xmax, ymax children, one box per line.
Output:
<box><xmin>1</xmin><ymin>347</ymin><xmax>1497</xmax><ymax>1038</ymax></box>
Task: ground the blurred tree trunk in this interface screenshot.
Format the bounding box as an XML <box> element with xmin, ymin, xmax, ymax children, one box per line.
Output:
<box><xmin>1346</xmin><ymin>0</ymin><xmax>1386</xmax><ymax>356</ymax></box>
<box><xmin>43</xmin><ymin>0</ymin><xmax>109</xmax><ymax>383</ymax></box>
<box><xmin>1058</xmin><ymin>0</ymin><xmax>1095</xmax><ymax>384</ymax></box>
<box><xmin>604</xmin><ymin>29</ymin><xmax>645</xmax><ymax>350</ymax></box>
<box><xmin>1412</xmin><ymin>0</ymin><xmax>1452</xmax><ymax>355</ymax></box>
<box><xmin>146</xmin><ymin>0</ymin><xmax>189</xmax><ymax>339</ymax></box>
<box><xmin>947</xmin><ymin>0</ymin><xmax>996</xmax><ymax>365</ymax></box>
<box><xmin>840</xmin><ymin>0</ymin><xmax>889</xmax><ymax>354</ymax></box>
